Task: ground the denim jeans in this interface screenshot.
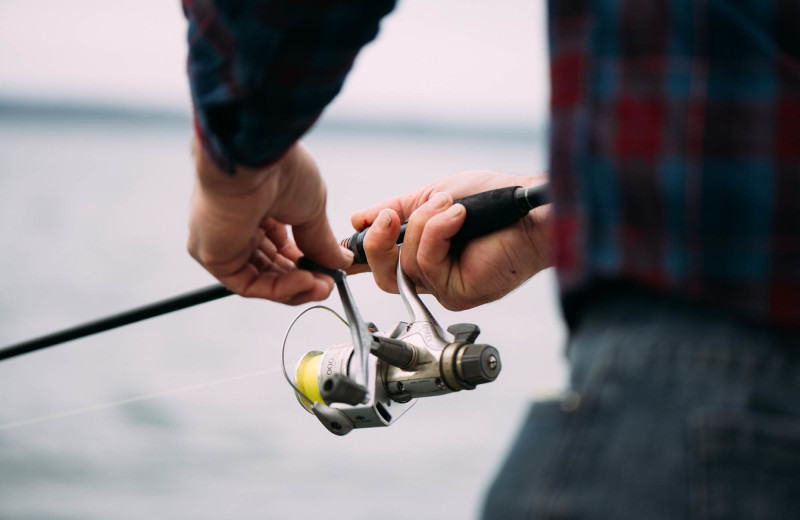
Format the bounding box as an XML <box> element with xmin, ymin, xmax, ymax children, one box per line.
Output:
<box><xmin>482</xmin><ymin>293</ymin><xmax>800</xmax><ymax>519</ymax></box>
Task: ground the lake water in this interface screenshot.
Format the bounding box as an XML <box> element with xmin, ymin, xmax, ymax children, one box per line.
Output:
<box><xmin>0</xmin><ymin>106</ymin><xmax>566</xmax><ymax>520</ymax></box>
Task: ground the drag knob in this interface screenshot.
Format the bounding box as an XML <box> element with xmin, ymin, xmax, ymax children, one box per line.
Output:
<box><xmin>456</xmin><ymin>344</ymin><xmax>501</xmax><ymax>387</ymax></box>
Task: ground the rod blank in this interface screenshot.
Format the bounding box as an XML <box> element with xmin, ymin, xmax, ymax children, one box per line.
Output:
<box><xmin>0</xmin><ymin>284</ymin><xmax>232</xmax><ymax>361</ymax></box>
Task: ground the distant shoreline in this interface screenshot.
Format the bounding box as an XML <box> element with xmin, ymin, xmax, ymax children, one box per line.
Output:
<box><xmin>0</xmin><ymin>97</ymin><xmax>545</xmax><ymax>143</ymax></box>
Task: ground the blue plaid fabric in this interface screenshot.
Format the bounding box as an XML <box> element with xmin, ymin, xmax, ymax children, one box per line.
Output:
<box><xmin>549</xmin><ymin>0</ymin><xmax>800</xmax><ymax>327</ymax></box>
<box><xmin>183</xmin><ymin>0</ymin><xmax>396</xmax><ymax>174</ymax></box>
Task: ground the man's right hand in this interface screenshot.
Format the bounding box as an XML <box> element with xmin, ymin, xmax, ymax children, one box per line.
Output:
<box><xmin>348</xmin><ymin>171</ymin><xmax>552</xmax><ymax>311</ymax></box>
<box><xmin>187</xmin><ymin>139</ymin><xmax>353</xmax><ymax>305</ymax></box>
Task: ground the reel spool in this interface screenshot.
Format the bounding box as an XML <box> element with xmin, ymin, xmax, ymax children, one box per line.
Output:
<box><xmin>294</xmin><ymin>351</ymin><xmax>324</xmax><ymax>412</ymax></box>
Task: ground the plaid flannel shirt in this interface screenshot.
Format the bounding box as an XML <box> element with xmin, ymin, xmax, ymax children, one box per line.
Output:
<box><xmin>185</xmin><ymin>0</ymin><xmax>800</xmax><ymax>328</ymax></box>
<box><xmin>549</xmin><ymin>0</ymin><xmax>800</xmax><ymax>328</ymax></box>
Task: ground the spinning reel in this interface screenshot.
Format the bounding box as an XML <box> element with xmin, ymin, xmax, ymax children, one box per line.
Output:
<box><xmin>283</xmin><ymin>253</ymin><xmax>502</xmax><ymax>436</ymax></box>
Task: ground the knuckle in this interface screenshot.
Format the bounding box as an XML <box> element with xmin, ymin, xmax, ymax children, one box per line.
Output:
<box><xmin>196</xmin><ymin>250</ymin><xmax>237</xmax><ymax>275</ymax></box>
<box><xmin>402</xmin><ymin>192</ymin><xmax>422</xmax><ymax>213</ymax></box>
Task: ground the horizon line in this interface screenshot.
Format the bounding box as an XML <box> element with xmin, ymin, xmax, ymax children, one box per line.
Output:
<box><xmin>0</xmin><ymin>96</ymin><xmax>546</xmax><ymax>143</ymax></box>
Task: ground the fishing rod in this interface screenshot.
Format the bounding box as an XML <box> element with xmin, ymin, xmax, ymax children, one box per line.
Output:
<box><xmin>0</xmin><ymin>183</ymin><xmax>549</xmax><ymax>364</ymax></box>
<box><xmin>0</xmin><ymin>285</ymin><xmax>234</xmax><ymax>362</ymax></box>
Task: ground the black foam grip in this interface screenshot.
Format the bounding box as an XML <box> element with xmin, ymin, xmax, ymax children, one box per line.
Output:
<box><xmin>344</xmin><ymin>230</ymin><xmax>368</xmax><ymax>265</ymax></box>
<box><xmin>451</xmin><ymin>186</ymin><xmax>525</xmax><ymax>246</ymax></box>
<box><xmin>342</xmin><ymin>186</ymin><xmax>534</xmax><ymax>264</ymax></box>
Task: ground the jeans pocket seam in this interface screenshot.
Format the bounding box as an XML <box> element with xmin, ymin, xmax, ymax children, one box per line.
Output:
<box><xmin>533</xmin><ymin>348</ymin><xmax>615</xmax><ymax>519</ymax></box>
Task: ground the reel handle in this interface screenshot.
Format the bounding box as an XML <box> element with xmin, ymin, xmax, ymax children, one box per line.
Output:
<box><xmin>320</xmin><ymin>373</ymin><xmax>368</xmax><ymax>406</ymax></box>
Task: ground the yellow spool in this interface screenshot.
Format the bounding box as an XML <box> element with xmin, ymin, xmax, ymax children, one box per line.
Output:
<box><xmin>295</xmin><ymin>351</ymin><xmax>324</xmax><ymax>412</ymax></box>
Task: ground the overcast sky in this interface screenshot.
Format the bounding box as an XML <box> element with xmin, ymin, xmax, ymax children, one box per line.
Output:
<box><xmin>0</xmin><ymin>0</ymin><xmax>549</xmax><ymax>126</ymax></box>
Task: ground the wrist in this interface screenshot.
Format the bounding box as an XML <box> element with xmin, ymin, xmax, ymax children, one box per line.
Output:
<box><xmin>193</xmin><ymin>136</ymin><xmax>286</xmax><ymax>197</ymax></box>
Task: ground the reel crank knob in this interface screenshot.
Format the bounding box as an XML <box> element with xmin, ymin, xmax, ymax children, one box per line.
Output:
<box><xmin>456</xmin><ymin>344</ymin><xmax>502</xmax><ymax>387</ymax></box>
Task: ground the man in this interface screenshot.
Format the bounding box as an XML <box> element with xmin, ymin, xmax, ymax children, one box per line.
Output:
<box><xmin>184</xmin><ymin>1</ymin><xmax>800</xmax><ymax>518</ymax></box>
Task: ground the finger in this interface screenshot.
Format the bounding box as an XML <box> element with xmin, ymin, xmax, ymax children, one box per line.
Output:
<box><xmin>351</xmin><ymin>197</ymin><xmax>406</xmax><ymax>231</ymax></box>
<box><xmin>215</xmin><ymin>227</ymin><xmax>336</xmax><ymax>302</ymax></box>
<box><xmin>344</xmin><ymin>263</ymin><xmax>373</xmax><ymax>276</ymax></box>
<box><xmin>260</xmin><ymin>218</ymin><xmax>350</xmax><ymax>273</ymax></box>
<box><xmin>251</xmin><ymin>248</ymin><xmax>274</xmax><ymax>272</ymax></box>
<box><xmin>224</xmin><ymin>268</ymin><xmax>334</xmax><ymax>302</ymax></box>
<box><xmin>257</xmin><ymin>220</ymin><xmax>343</xmax><ymax>301</ymax></box>
<box><xmin>293</xmin><ymin>209</ymin><xmax>354</xmax><ymax>270</ymax></box>
<box><xmin>350</xmin><ymin>188</ymin><xmax>437</xmax><ymax>231</ymax></box>
<box><xmin>261</xmin><ymin>218</ymin><xmax>302</xmax><ymax>261</ymax></box>
<box><xmin>273</xmin><ymin>252</ymin><xmax>298</xmax><ymax>272</ymax></box>
<box><xmin>363</xmin><ymin>209</ymin><xmax>402</xmax><ymax>293</ymax></box>
<box><xmin>253</xmin><ymin>230</ymin><xmax>293</xmax><ymax>274</ymax></box>
<box><xmin>417</xmin><ymin>203</ymin><xmax>467</xmax><ymax>306</ymax></box>
<box><xmin>256</xmin><ymin>225</ymin><xmax>280</xmax><ymax>257</ymax></box>
<box><xmin>401</xmin><ymin>191</ymin><xmax>453</xmax><ymax>290</ymax></box>
<box><xmin>280</xmin><ymin>273</ymin><xmax>337</xmax><ymax>305</ymax></box>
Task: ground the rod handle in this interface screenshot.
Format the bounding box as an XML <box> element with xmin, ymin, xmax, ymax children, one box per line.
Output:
<box><xmin>344</xmin><ymin>184</ymin><xmax>549</xmax><ymax>265</ymax></box>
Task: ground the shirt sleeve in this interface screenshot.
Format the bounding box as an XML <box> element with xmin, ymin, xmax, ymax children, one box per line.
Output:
<box><xmin>183</xmin><ymin>0</ymin><xmax>397</xmax><ymax>174</ymax></box>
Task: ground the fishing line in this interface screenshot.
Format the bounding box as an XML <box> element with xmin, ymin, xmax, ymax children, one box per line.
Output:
<box><xmin>0</xmin><ymin>366</ymin><xmax>280</xmax><ymax>432</ymax></box>
<box><xmin>1</xmin><ymin>306</ymin><xmax>349</xmax><ymax>432</ymax></box>
<box><xmin>280</xmin><ymin>305</ymin><xmax>348</xmax><ymax>411</ymax></box>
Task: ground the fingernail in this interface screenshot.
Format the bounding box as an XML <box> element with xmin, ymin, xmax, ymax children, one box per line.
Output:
<box><xmin>377</xmin><ymin>209</ymin><xmax>392</xmax><ymax>227</ymax></box>
<box><xmin>446</xmin><ymin>203</ymin><xmax>465</xmax><ymax>218</ymax></box>
<box><xmin>430</xmin><ymin>192</ymin><xmax>449</xmax><ymax>208</ymax></box>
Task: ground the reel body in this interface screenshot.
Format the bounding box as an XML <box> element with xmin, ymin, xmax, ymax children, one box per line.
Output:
<box><xmin>289</xmin><ymin>253</ymin><xmax>502</xmax><ymax>435</ymax></box>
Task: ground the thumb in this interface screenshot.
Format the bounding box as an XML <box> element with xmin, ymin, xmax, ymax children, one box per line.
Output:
<box><xmin>292</xmin><ymin>211</ymin><xmax>354</xmax><ymax>270</ymax></box>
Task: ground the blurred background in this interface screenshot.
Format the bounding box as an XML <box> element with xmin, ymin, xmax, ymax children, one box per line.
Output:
<box><xmin>0</xmin><ymin>1</ymin><xmax>566</xmax><ymax>519</ymax></box>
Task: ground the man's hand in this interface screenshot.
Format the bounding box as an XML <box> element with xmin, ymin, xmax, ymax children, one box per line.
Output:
<box><xmin>349</xmin><ymin>171</ymin><xmax>552</xmax><ymax>311</ymax></box>
<box><xmin>188</xmin><ymin>138</ymin><xmax>353</xmax><ymax>304</ymax></box>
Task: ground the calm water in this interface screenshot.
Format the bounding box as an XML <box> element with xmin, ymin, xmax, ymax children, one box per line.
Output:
<box><xmin>0</xmin><ymin>109</ymin><xmax>566</xmax><ymax>520</ymax></box>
